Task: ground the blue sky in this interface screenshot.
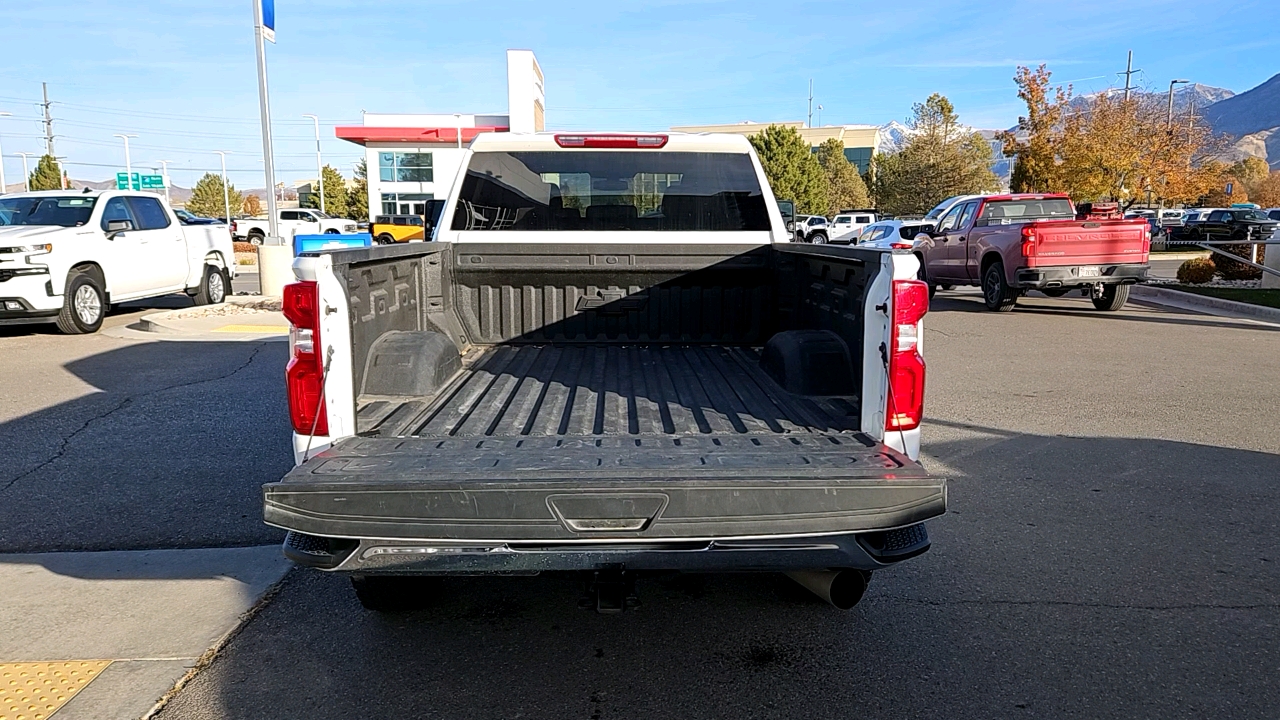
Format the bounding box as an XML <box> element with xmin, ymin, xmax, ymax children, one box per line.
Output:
<box><xmin>2</xmin><ymin>0</ymin><xmax>1277</xmax><ymax>191</ymax></box>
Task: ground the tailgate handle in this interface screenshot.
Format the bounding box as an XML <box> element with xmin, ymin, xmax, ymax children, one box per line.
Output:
<box><xmin>547</xmin><ymin>493</ymin><xmax>669</xmax><ymax>534</ymax></box>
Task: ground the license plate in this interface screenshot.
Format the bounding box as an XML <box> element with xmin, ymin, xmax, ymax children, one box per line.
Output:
<box><xmin>1078</xmin><ymin>266</ymin><xmax>1101</xmax><ymax>277</ymax></box>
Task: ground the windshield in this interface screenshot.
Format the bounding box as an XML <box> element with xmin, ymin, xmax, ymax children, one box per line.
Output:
<box><xmin>311</xmin><ymin>211</ymin><xmax>331</xmax><ymax>219</ymax></box>
<box><xmin>0</xmin><ymin>196</ymin><xmax>97</xmax><ymax>227</ymax></box>
<box><xmin>450</xmin><ymin>151</ymin><xmax>770</xmax><ymax>231</ymax></box>
<box><xmin>977</xmin><ymin>199</ymin><xmax>1074</xmax><ymax>225</ymax></box>
<box><xmin>924</xmin><ymin>197</ymin><xmax>960</xmax><ymax>221</ymax></box>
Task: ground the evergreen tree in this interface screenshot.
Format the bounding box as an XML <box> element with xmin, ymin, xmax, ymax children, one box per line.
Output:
<box><xmin>29</xmin><ymin>155</ymin><xmax>64</xmax><ymax>191</ymax></box>
<box><xmin>748</xmin><ymin>124</ymin><xmax>828</xmax><ymax>215</ymax></box>
<box><xmin>187</xmin><ymin>172</ymin><xmax>242</xmax><ymax>220</ymax></box>
<box><xmin>301</xmin><ymin>165</ymin><xmax>349</xmax><ymax>218</ymax></box>
<box><xmin>346</xmin><ymin>158</ymin><xmax>369</xmax><ymax>222</ymax></box>
<box><xmin>816</xmin><ymin>138</ymin><xmax>870</xmax><ymax>215</ymax></box>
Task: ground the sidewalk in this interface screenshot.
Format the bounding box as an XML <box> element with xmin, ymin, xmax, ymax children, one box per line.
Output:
<box><xmin>107</xmin><ymin>298</ymin><xmax>288</xmax><ymax>342</ymax></box>
<box><xmin>0</xmin><ymin>546</ymin><xmax>290</xmax><ymax>719</ymax></box>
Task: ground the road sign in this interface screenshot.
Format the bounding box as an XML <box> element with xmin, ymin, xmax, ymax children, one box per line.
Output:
<box><xmin>116</xmin><ymin>172</ymin><xmax>140</xmax><ymax>191</ymax></box>
<box><xmin>258</xmin><ymin>0</ymin><xmax>275</xmax><ymax>43</ymax></box>
<box><xmin>1226</xmin><ymin>182</ymin><xmax>1234</xmax><ymax>196</ymax></box>
<box><xmin>140</xmin><ymin>175</ymin><xmax>165</xmax><ymax>189</ymax></box>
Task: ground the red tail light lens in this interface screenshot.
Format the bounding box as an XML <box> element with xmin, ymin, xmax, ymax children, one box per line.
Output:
<box><xmin>886</xmin><ymin>279</ymin><xmax>928</xmax><ymax>432</ymax></box>
<box><xmin>1020</xmin><ymin>226</ymin><xmax>1037</xmax><ymax>257</ymax></box>
<box><xmin>554</xmin><ymin>134</ymin><xmax>668</xmax><ymax>148</ymax></box>
<box><xmin>283</xmin><ymin>281</ymin><xmax>328</xmax><ymax>435</ymax></box>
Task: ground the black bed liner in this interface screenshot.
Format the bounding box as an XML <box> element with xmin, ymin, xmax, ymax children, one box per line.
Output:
<box><xmin>357</xmin><ymin>344</ymin><xmax>860</xmax><ymax>439</ymax></box>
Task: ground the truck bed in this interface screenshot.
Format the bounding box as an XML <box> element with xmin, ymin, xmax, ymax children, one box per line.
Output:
<box><xmin>356</xmin><ymin>344</ymin><xmax>859</xmax><ymax>439</ymax></box>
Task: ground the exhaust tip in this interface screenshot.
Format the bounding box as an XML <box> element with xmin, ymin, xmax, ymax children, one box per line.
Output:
<box><xmin>785</xmin><ymin>569</ymin><xmax>869</xmax><ymax>610</ymax></box>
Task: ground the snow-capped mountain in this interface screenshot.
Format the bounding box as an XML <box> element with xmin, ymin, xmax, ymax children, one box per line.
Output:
<box><xmin>876</xmin><ymin>121</ymin><xmax>911</xmax><ymax>154</ymax></box>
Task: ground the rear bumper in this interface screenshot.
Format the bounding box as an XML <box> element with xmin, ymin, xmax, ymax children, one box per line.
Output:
<box><xmin>280</xmin><ymin>523</ymin><xmax>934</xmax><ymax>574</ymax></box>
<box><xmin>1014</xmin><ymin>263</ymin><xmax>1148</xmax><ymax>289</ymax></box>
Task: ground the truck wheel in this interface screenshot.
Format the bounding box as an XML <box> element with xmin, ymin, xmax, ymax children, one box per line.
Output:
<box><xmin>916</xmin><ymin>261</ymin><xmax>937</xmax><ymax>299</ymax></box>
<box><xmin>193</xmin><ymin>265</ymin><xmax>228</xmax><ymax>305</ymax></box>
<box><xmin>247</xmin><ymin>231</ymin><xmax>264</xmax><ymax>246</ymax></box>
<box><xmin>1091</xmin><ymin>284</ymin><xmax>1130</xmax><ymax>311</ymax></box>
<box><xmin>377</xmin><ymin>233</ymin><xmax>396</xmax><ymax>245</ymax></box>
<box><xmin>351</xmin><ymin>575</ymin><xmax>440</xmax><ymax>612</ymax></box>
<box><xmin>981</xmin><ymin>261</ymin><xmax>1018</xmax><ymax>312</ymax></box>
<box><xmin>811</xmin><ymin>232</ymin><xmax>828</xmax><ymax>244</ymax></box>
<box><xmin>56</xmin><ymin>270</ymin><xmax>106</xmax><ymax>334</ymax></box>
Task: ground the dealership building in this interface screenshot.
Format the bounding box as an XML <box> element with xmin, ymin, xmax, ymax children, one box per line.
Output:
<box><xmin>335</xmin><ymin>50</ymin><xmax>544</xmax><ymax>219</ymax></box>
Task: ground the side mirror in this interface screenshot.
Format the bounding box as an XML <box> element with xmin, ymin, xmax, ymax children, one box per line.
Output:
<box><xmin>776</xmin><ymin>199</ymin><xmax>795</xmax><ymax>228</ymax></box>
<box><xmin>106</xmin><ymin>219</ymin><xmax>133</xmax><ymax>237</ymax></box>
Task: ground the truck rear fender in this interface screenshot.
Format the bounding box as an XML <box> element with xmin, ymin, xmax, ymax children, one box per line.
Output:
<box><xmin>290</xmin><ymin>253</ymin><xmax>357</xmax><ymax>464</ymax></box>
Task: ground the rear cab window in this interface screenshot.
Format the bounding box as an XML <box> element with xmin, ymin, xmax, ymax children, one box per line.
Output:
<box><xmin>976</xmin><ymin>198</ymin><xmax>1074</xmax><ymax>226</ymax></box>
<box><xmin>450</xmin><ymin>150</ymin><xmax>771</xmax><ymax>232</ymax></box>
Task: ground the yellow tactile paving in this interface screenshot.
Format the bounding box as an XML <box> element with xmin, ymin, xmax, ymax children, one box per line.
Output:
<box><xmin>0</xmin><ymin>661</ymin><xmax>111</xmax><ymax>720</ymax></box>
<box><xmin>213</xmin><ymin>324</ymin><xmax>289</xmax><ymax>333</ymax></box>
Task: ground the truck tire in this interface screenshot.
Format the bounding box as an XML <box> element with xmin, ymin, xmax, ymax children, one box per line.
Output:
<box><xmin>916</xmin><ymin>260</ymin><xmax>937</xmax><ymax>299</ymax></box>
<box><xmin>1091</xmin><ymin>283</ymin><xmax>1130</xmax><ymax>311</ymax></box>
<box><xmin>56</xmin><ymin>270</ymin><xmax>106</xmax><ymax>334</ymax></box>
<box><xmin>193</xmin><ymin>265</ymin><xmax>229</xmax><ymax>305</ymax></box>
<box><xmin>981</xmin><ymin>261</ymin><xmax>1018</xmax><ymax>312</ymax></box>
<box><xmin>377</xmin><ymin>233</ymin><xmax>396</xmax><ymax>245</ymax></box>
<box><xmin>351</xmin><ymin>575</ymin><xmax>440</xmax><ymax>612</ymax></box>
<box><xmin>811</xmin><ymin>232</ymin><xmax>828</xmax><ymax>244</ymax></box>
<box><xmin>247</xmin><ymin>230</ymin><xmax>265</xmax><ymax>246</ymax></box>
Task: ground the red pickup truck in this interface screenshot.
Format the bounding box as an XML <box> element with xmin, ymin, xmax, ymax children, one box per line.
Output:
<box><xmin>916</xmin><ymin>194</ymin><xmax>1150</xmax><ymax>311</ymax></box>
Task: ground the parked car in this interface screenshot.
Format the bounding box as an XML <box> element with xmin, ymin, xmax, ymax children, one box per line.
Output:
<box><xmin>1264</xmin><ymin>208</ymin><xmax>1280</xmax><ymax>222</ymax></box>
<box><xmin>231</xmin><ymin>208</ymin><xmax>357</xmax><ymax>244</ymax></box>
<box><xmin>0</xmin><ymin>190</ymin><xmax>235</xmax><ymax>333</ymax></box>
<box><xmin>830</xmin><ymin>210</ymin><xmax>877</xmax><ymax>243</ymax></box>
<box><xmin>793</xmin><ymin>214</ymin><xmax>829</xmax><ymax>243</ymax></box>
<box><xmin>172</xmin><ymin>208</ymin><xmax>221</xmax><ymax>226</ymax></box>
<box><xmin>265</xmin><ymin>131</ymin><xmax>946</xmax><ymax>613</ymax></box>
<box><xmin>371</xmin><ymin>215</ymin><xmax>426</xmax><ymax>244</ymax></box>
<box><xmin>856</xmin><ymin>219</ymin><xmax>936</xmax><ymax>250</ymax></box>
<box><xmin>1177</xmin><ymin>207</ymin><xmax>1279</xmax><ymax>244</ymax></box>
<box><xmin>916</xmin><ymin>193</ymin><xmax>1150</xmax><ymax>311</ymax></box>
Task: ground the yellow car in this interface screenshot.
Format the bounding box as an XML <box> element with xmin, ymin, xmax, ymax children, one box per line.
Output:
<box><xmin>371</xmin><ymin>215</ymin><xmax>426</xmax><ymax>244</ymax></box>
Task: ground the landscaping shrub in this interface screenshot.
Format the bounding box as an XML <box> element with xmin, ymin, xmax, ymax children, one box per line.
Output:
<box><xmin>1176</xmin><ymin>257</ymin><xmax>1217</xmax><ymax>284</ymax></box>
<box><xmin>1213</xmin><ymin>243</ymin><xmax>1266</xmax><ymax>281</ymax></box>
<box><xmin>233</xmin><ymin>241</ymin><xmax>257</xmax><ymax>253</ymax></box>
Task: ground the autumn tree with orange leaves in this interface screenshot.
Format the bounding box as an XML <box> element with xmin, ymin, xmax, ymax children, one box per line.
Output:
<box><xmin>1001</xmin><ymin>65</ymin><xmax>1227</xmax><ymax>207</ymax></box>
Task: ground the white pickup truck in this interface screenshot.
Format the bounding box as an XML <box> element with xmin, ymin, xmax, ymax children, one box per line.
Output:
<box><xmin>232</xmin><ymin>208</ymin><xmax>357</xmax><ymax>244</ymax></box>
<box><xmin>264</xmin><ymin>132</ymin><xmax>945</xmax><ymax>613</ymax></box>
<box><xmin>0</xmin><ymin>190</ymin><xmax>235</xmax><ymax>334</ymax></box>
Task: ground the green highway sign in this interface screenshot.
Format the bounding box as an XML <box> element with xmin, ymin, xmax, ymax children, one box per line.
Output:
<box><xmin>140</xmin><ymin>175</ymin><xmax>165</xmax><ymax>189</ymax></box>
<box><xmin>115</xmin><ymin>172</ymin><xmax>141</xmax><ymax>190</ymax></box>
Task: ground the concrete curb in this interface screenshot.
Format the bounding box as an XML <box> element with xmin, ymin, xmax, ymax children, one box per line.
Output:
<box><xmin>135</xmin><ymin>297</ymin><xmax>282</xmax><ymax>335</ymax></box>
<box><xmin>1148</xmin><ymin>251</ymin><xmax>1211</xmax><ymax>261</ymax></box>
<box><xmin>1131</xmin><ymin>285</ymin><xmax>1280</xmax><ymax>325</ymax></box>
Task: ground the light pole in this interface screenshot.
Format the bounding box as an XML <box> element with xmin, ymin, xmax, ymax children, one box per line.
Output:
<box><xmin>1166</xmin><ymin>79</ymin><xmax>1189</xmax><ymax>129</ymax></box>
<box><xmin>454</xmin><ymin>113</ymin><xmax>462</xmax><ymax>150</ymax></box>
<box><xmin>817</xmin><ymin>104</ymin><xmax>823</xmax><ymax>127</ymax></box>
<box><xmin>18</xmin><ymin>152</ymin><xmax>33</xmax><ymax>192</ymax></box>
<box><xmin>157</xmin><ymin>160</ymin><xmax>172</xmax><ymax>206</ymax></box>
<box><xmin>0</xmin><ymin>111</ymin><xmax>10</xmax><ymax>194</ymax></box>
<box><xmin>302</xmin><ymin>114</ymin><xmax>324</xmax><ymax>213</ymax></box>
<box><xmin>113</xmin><ymin>134</ymin><xmax>138</xmax><ymax>189</ymax></box>
<box><xmin>214</xmin><ymin>151</ymin><xmax>232</xmax><ymax>224</ymax></box>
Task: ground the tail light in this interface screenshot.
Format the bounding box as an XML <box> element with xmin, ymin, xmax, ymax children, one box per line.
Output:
<box><xmin>283</xmin><ymin>281</ymin><xmax>328</xmax><ymax>435</ymax></box>
<box><xmin>1021</xmin><ymin>226</ymin><xmax>1037</xmax><ymax>257</ymax></box>
<box><xmin>231</xmin><ymin>221</ymin><xmax>238</xmax><ymax>233</ymax></box>
<box><xmin>886</xmin><ymin>279</ymin><xmax>928</xmax><ymax>432</ymax></box>
<box><xmin>889</xmin><ymin>241</ymin><xmax>914</xmax><ymax>250</ymax></box>
<box><xmin>554</xmin><ymin>134</ymin><xmax>668</xmax><ymax>148</ymax></box>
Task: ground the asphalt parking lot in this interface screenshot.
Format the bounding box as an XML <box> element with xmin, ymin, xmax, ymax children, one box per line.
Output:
<box><xmin>2</xmin><ymin>280</ymin><xmax>1276</xmax><ymax>719</ymax></box>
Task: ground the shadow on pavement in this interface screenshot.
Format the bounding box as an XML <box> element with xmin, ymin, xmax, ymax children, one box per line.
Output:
<box><xmin>0</xmin><ymin>339</ymin><xmax>293</xmax><ymax>554</ymax></box>
<box><xmin>154</xmin><ymin>427</ymin><xmax>1280</xmax><ymax>720</ymax></box>
<box><xmin>0</xmin><ymin>293</ymin><xmax>197</xmax><ymax>338</ymax></box>
<box><xmin>930</xmin><ymin>291</ymin><xmax>1280</xmax><ymax>333</ymax></box>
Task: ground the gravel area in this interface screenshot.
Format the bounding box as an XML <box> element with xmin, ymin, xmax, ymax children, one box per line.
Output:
<box><xmin>176</xmin><ymin>299</ymin><xmax>282</xmax><ymax>317</ymax></box>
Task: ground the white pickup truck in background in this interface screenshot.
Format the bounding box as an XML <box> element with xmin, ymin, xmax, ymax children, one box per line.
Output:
<box><xmin>0</xmin><ymin>190</ymin><xmax>235</xmax><ymax>334</ymax></box>
<box><xmin>232</xmin><ymin>208</ymin><xmax>357</xmax><ymax>244</ymax></box>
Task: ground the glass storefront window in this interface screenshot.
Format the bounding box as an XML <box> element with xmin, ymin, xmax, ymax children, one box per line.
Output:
<box><xmin>378</xmin><ymin>152</ymin><xmax>434</xmax><ymax>183</ymax></box>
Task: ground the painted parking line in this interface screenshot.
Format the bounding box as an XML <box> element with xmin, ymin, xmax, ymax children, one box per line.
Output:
<box><xmin>0</xmin><ymin>661</ymin><xmax>111</xmax><ymax>720</ymax></box>
<box><xmin>212</xmin><ymin>324</ymin><xmax>289</xmax><ymax>333</ymax></box>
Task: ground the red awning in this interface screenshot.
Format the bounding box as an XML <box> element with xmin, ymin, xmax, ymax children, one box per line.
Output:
<box><xmin>334</xmin><ymin>126</ymin><xmax>509</xmax><ymax>145</ymax></box>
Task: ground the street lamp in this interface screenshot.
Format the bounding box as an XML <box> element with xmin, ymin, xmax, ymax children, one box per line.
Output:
<box><xmin>817</xmin><ymin>105</ymin><xmax>823</xmax><ymax>127</ymax></box>
<box><xmin>0</xmin><ymin>111</ymin><xmax>11</xmax><ymax>194</ymax></box>
<box><xmin>454</xmin><ymin>113</ymin><xmax>462</xmax><ymax>150</ymax></box>
<box><xmin>17</xmin><ymin>152</ymin><xmax>33</xmax><ymax>192</ymax></box>
<box><xmin>113</xmin><ymin>134</ymin><xmax>138</xmax><ymax>189</ymax></box>
<box><xmin>214</xmin><ymin>151</ymin><xmax>232</xmax><ymax>224</ymax></box>
<box><xmin>302</xmin><ymin>114</ymin><xmax>324</xmax><ymax>213</ymax></box>
<box><xmin>1167</xmin><ymin>79</ymin><xmax>1189</xmax><ymax>129</ymax></box>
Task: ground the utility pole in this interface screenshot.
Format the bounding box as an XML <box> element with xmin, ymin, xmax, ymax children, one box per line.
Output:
<box><xmin>18</xmin><ymin>152</ymin><xmax>33</xmax><ymax>192</ymax></box>
<box><xmin>302</xmin><ymin>114</ymin><xmax>324</xmax><ymax>213</ymax></box>
<box><xmin>158</xmin><ymin>160</ymin><xmax>172</xmax><ymax>206</ymax></box>
<box><xmin>113</xmin><ymin>134</ymin><xmax>137</xmax><ymax>189</ymax></box>
<box><xmin>807</xmin><ymin>79</ymin><xmax>813</xmax><ymax>128</ymax></box>
<box><xmin>41</xmin><ymin>82</ymin><xmax>55</xmax><ymax>157</ymax></box>
<box><xmin>0</xmin><ymin>111</ymin><xmax>11</xmax><ymax>194</ymax></box>
<box><xmin>1119</xmin><ymin>51</ymin><xmax>1140</xmax><ymax>102</ymax></box>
